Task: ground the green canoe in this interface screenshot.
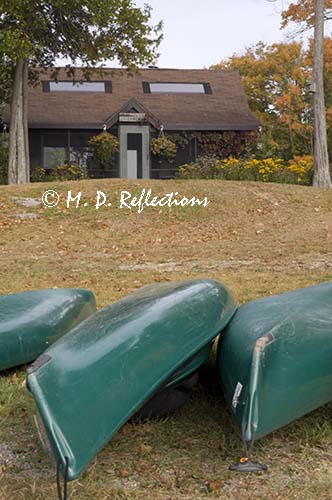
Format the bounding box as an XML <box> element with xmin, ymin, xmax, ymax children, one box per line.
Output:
<box><xmin>217</xmin><ymin>282</ymin><xmax>332</xmax><ymax>468</ymax></box>
<box><xmin>27</xmin><ymin>279</ymin><xmax>236</xmax><ymax>482</ymax></box>
<box><xmin>0</xmin><ymin>288</ymin><xmax>96</xmax><ymax>371</ymax></box>
<box><xmin>134</xmin><ymin>343</ymin><xmax>211</xmax><ymax>420</ymax></box>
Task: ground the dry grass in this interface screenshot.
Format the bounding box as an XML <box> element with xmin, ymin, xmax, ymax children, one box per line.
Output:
<box><xmin>1</xmin><ymin>178</ymin><xmax>332</xmax><ymax>499</ymax></box>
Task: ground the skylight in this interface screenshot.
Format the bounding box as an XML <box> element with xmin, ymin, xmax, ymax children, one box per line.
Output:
<box><xmin>47</xmin><ymin>81</ymin><xmax>108</xmax><ymax>92</ymax></box>
<box><xmin>143</xmin><ymin>82</ymin><xmax>211</xmax><ymax>94</ymax></box>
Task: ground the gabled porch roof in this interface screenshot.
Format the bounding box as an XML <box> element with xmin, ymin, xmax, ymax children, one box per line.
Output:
<box><xmin>105</xmin><ymin>98</ymin><xmax>161</xmax><ymax>129</ymax></box>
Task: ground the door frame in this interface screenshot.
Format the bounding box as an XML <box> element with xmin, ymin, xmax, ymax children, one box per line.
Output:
<box><xmin>119</xmin><ymin>124</ymin><xmax>150</xmax><ymax>179</ymax></box>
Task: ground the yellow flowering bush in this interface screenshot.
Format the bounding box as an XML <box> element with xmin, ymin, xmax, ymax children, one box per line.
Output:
<box><xmin>30</xmin><ymin>167</ymin><xmax>46</xmax><ymax>182</ymax></box>
<box><xmin>177</xmin><ymin>155</ymin><xmax>314</xmax><ymax>185</ymax></box>
<box><xmin>31</xmin><ymin>163</ymin><xmax>88</xmax><ymax>182</ymax></box>
<box><xmin>51</xmin><ymin>163</ymin><xmax>87</xmax><ymax>181</ymax></box>
<box><xmin>288</xmin><ymin>156</ymin><xmax>314</xmax><ymax>184</ymax></box>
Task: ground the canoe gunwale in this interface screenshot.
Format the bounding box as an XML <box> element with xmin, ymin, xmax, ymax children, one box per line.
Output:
<box><xmin>242</xmin><ymin>332</ymin><xmax>275</xmax><ymax>443</ymax></box>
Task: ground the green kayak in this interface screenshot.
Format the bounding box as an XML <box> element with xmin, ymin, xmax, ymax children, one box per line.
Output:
<box><xmin>27</xmin><ymin>279</ymin><xmax>236</xmax><ymax>483</ymax></box>
<box><xmin>217</xmin><ymin>282</ymin><xmax>332</xmax><ymax>470</ymax></box>
<box><xmin>0</xmin><ymin>288</ymin><xmax>96</xmax><ymax>371</ymax></box>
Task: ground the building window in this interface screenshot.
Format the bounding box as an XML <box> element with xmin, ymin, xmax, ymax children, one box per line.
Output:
<box><xmin>43</xmin><ymin>81</ymin><xmax>112</xmax><ymax>93</ymax></box>
<box><xmin>143</xmin><ymin>82</ymin><xmax>212</xmax><ymax>94</ymax></box>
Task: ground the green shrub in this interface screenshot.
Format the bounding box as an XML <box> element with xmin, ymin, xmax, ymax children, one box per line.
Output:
<box><xmin>0</xmin><ymin>134</ymin><xmax>9</xmax><ymax>185</ymax></box>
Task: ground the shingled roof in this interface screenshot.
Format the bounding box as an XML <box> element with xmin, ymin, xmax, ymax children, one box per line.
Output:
<box><xmin>7</xmin><ymin>67</ymin><xmax>260</xmax><ymax>131</ymax></box>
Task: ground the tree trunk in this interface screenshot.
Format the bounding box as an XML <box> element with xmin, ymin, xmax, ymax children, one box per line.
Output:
<box><xmin>8</xmin><ymin>59</ymin><xmax>30</xmax><ymax>184</ymax></box>
<box><xmin>312</xmin><ymin>0</ymin><xmax>331</xmax><ymax>187</ymax></box>
<box><xmin>288</xmin><ymin>123</ymin><xmax>294</xmax><ymax>158</ymax></box>
<box><xmin>23</xmin><ymin>61</ymin><xmax>30</xmax><ymax>182</ymax></box>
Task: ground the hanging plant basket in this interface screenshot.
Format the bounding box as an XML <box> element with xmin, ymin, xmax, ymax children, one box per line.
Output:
<box><xmin>151</xmin><ymin>136</ymin><xmax>177</xmax><ymax>159</ymax></box>
<box><xmin>88</xmin><ymin>132</ymin><xmax>119</xmax><ymax>168</ymax></box>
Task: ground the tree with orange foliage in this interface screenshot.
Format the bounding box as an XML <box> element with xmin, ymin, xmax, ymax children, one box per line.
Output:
<box><xmin>212</xmin><ymin>42</ymin><xmax>313</xmax><ymax>160</ymax></box>
<box><xmin>213</xmin><ymin>1</ymin><xmax>331</xmax><ymax>187</ymax></box>
<box><xmin>282</xmin><ymin>0</ymin><xmax>332</xmax><ymax>33</ymax></box>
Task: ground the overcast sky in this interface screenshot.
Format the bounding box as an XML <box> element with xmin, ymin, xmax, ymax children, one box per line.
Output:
<box><xmin>56</xmin><ymin>1</ymin><xmax>332</xmax><ymax>69</ymax></box>
<box><xmin>134</xmin><ymin>0</ymin><xmax>304</xmax><ymax>68</ymax></box>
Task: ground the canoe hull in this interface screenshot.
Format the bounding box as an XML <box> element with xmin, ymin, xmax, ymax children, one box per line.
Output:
<box><xmin>217</xmin><ymin>282</ymin><xmax>332</xmax><ymax>443</ymax></box>
<box><xmin>27</xmin><ymin>279</ymin><xmax>236</xmax><ymax>480</ymax></box>
<box><xmin>0</xmin><ymin>288</ymin><xmax>96</xmax><ymax>371</ymax></box>
<box><xmin>164</xmin><ymin>342</ymin><xmax>212</xmax><ymax>388</ymax></box>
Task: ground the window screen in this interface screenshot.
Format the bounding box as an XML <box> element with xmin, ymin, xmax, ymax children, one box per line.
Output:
<box><xmin>43</xmin><ymin>147</ymin><xmax>66</xmax><ymax>169</ymax></box>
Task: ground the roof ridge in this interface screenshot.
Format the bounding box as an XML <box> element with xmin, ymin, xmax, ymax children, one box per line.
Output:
<box><xmin>39</xmin><ymin>66</ymin><xmax>239</xmax><ymax>73</ymax></box>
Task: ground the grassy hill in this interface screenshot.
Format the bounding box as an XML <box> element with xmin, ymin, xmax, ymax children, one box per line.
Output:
<box><xmin>1</xmin><ymin>178</ymin><xmax>332</xmax><ymax>499</ymax></box>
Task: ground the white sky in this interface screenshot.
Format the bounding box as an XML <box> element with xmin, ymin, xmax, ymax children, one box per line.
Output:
<box><xmin>134</xmin><ymin>0</ymin><xmax>298</xmax><ymax>68</ymax></box>
<box><xmin>57</xmin><ymin>1</ymin><xmax>332</xmax><ymax>69</ymax></box>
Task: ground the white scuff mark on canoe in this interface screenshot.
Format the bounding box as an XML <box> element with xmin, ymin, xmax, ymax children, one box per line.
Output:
<box><xmin>254</xmin><ymin>333</ymin><xmax>275</xmax><ymax>353</ymax></box>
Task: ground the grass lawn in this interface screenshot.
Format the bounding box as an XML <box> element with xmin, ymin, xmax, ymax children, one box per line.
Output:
<box><xmin>1</xmin><ymin>178</ymin><xmax>332</xmax><ymax>499</ymax></box>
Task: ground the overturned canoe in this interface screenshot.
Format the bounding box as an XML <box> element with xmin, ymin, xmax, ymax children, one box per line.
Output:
<box><xmin>217</xmin><ymin>282</ymin><xmax>332</xmax><ymax>460</ymax></box>
<box><xmin>134</xmin><ymin>343</ymin><xmax>213</xmax><ymax>420</ymax></box>
<box><xmin>0</xmin><ymin>288</ymin><xmax>96</xmax><ymax>371</ymax></box>
<box><xmin>27</xmin><ymin>279</ymin><xmax>236</xmax><ymax>481</ymax></box>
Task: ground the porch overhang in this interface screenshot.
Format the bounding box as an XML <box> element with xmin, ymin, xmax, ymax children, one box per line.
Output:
<box><xmin>105</xmin><ymin>98</ymin><xmax>161</xmax><ymax>130</ymax></box>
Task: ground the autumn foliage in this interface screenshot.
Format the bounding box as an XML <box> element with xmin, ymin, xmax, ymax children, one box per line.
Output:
<box><xmin>212</xmin><ymin>38</ymin><xmax>332</xmax><ymax>162</ymax></box>
<box><xmin>282</xmin><ymin>0</ymin><xmax>332</xmax><ymax>31</ymax></box>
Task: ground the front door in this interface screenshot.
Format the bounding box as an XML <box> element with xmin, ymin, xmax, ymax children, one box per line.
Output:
<box><xmin>119</xmin><ymin>124</ymin><xmax>150</xmax><ymax>179</ymax></box>
<box><xmin>127</xmin><ymin>150</ymin><xmax>138</xmax><ymax>179</ymax></box>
